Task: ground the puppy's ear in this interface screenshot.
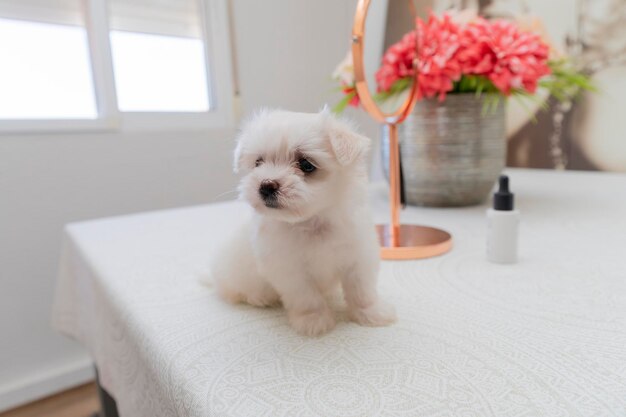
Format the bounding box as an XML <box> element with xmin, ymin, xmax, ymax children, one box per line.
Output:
<box><xmin>323</xmin><ymin>111</ymin><xmax>371</xmax><ymax>166</ymax></box>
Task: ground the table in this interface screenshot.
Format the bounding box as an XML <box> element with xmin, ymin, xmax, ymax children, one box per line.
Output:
<box><xmin>53</xmin><ymin>169</ymin><xmax>626</xmax><ymax>417</ymax></box>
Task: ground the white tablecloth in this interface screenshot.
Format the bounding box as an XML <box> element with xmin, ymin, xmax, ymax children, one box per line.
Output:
<box><xmin>53</xmin><ymin>169</ymin><xmax>626</xmax><ymax>417</ymax></box>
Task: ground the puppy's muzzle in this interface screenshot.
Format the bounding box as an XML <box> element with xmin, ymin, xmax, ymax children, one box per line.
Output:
<box><xmin>259</xmin><ymin>180</ymin><xmax>280</xmax><ymax>208</ymax></box>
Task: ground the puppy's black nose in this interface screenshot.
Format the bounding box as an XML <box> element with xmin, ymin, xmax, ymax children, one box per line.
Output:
<box><xmin>259</xmin><ymin>180</ymin><xmax>279</xmax><ymax>198</ymax></box>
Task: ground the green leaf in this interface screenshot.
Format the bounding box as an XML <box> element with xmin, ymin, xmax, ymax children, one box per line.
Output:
<box><xmin>539</xmin><ymin>59</ymin><xmax>597</xmax><ymax>103</ymax></box>
<box><xmin>373</xmin><ymin>77</ymin><xmax>412</xmax><ymax>102</ymax></box>
<box><xmin>332</xmin><ymin>91</ymin><xmax>356</xmax><ymax>114</ymax></box>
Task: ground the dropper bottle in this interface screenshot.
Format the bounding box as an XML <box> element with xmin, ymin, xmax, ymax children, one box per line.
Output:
<box><xmin>487</xmin><ymin>175</ymin><xmax>519</xmax><ymax>264</ymax></box>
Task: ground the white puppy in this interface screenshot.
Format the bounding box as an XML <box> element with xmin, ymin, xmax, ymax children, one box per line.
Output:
<box><xmin>212</xmin><ymin>109</ymin><xmax>396</xmax><ymax>336</ymax></box>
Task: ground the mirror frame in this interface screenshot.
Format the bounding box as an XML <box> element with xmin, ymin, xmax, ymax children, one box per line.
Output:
<box><xmin>351</xmin><ymin>0</ymin><xmax>419</xmax><ymax>125</ymax></box>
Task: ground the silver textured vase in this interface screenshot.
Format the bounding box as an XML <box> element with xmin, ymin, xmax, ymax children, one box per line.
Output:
<box><xmin>382</xmin><ymin>93</ymin><xmax>506</xmax><ymax>207</ymax></box>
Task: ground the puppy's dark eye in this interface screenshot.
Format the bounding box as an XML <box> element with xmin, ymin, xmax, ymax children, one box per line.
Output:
<box><xmin>255</xmin><ymin>158</ymin><xmax>263</xmax><ymax>167</ymax></box>
<box><xmin>298</xmin><ymin>158</ymin><xmax>316</xmax><ymax>174</ymax></box>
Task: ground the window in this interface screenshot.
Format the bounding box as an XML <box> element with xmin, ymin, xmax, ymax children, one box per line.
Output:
<box><xmin>110</xmin><ymin>32</ymin><xmax>209</xmax><ymax>112</ymax></box>
<box><xmin>0</xmin><ymin>0</ymin><xmax>234</xmax><ymax>131</ymax></box>
<box><xmin>0</xmin><ymin>2</ymin><xmax>97</xmax><ymax>119</ymax></box>
<box><xmin>108</xmin><ymin>0</ymin><xmax>210</xmax><ymax>112</ymax></box>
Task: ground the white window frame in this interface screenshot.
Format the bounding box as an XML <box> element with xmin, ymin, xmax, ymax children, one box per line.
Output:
<box><xmin>0</xmin><ymin>0</ymin><xmax>235</xmax><ymax>133</ymax></box>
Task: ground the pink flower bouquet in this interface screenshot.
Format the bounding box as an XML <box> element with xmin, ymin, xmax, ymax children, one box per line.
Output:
<box><xmin>333</xmin><ymin>12</ymin><xmax>592</xmax><ymax>113</ymax></box>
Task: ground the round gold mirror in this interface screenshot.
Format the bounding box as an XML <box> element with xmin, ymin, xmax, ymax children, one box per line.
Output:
<box><xmin>351</xmin><ymin>0</ymin><xmax>453</xmax><ymax>260</ymax></box>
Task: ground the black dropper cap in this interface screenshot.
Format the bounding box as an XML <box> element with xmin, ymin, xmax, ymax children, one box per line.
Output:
<box><xmin>493</xmin><ymin>175</ymin><xmax>514</xmax><ymax>211</ymax></box>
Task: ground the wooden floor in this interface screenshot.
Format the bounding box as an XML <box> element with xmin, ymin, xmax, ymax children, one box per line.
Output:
<box><xmin>0</xmin><ymin>382</ymin><xmax>99</xmax><ymax>417</ymax></box>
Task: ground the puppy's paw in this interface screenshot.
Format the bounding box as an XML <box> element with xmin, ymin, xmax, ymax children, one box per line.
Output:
<box><xmin>245</xmin><ymin>286</ymin><xmax>281</xmax><ymax>308</ymax></box>
<box><xmin>289</xmin><ymin>309</ymin><xmax>336</xmax><ymax>337</ymax></box>
<box><xmin>215</xmin><ymin>283</ymin><xmax>244</xmax><ymax>304</ymax></box>
<box><xmin>349</xmin><ymin>300</ymin><xmax>397</xmax><ymax>327</ymax></box>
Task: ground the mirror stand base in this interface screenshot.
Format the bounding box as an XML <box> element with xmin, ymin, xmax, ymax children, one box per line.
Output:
<box><xmin>376</xmin><ymin>224</ymin><xmax>453</xmax><ymax>260</ymax></box>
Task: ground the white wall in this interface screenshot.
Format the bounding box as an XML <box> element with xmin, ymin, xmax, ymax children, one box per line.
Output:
<box><xmin>0</xmin><ymin>130</ymin><xmax>238</xmax><ymax>410</ymax></box>
<box><xmin>0</xmin><ymin>0</ymin><xmax>385</xmax><ymax>411</ymax></box>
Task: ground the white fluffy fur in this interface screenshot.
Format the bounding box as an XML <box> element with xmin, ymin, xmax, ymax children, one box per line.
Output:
<box><xmin>212</xmin><ymin>109</ymin><xmax>396</xmax><ymax>336</ymax></box>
